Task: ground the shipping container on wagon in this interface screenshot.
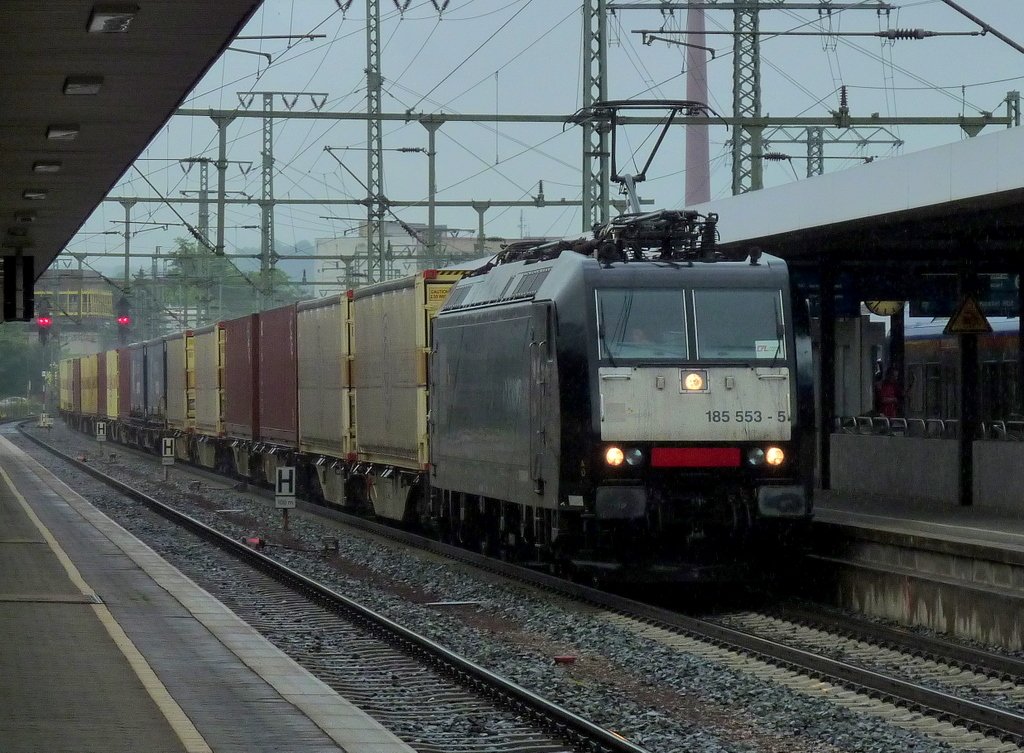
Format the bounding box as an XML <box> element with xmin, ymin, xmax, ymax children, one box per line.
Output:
<box><xmin>222</xmin><ymin>314</ymin><xmax>259</xmax><ymax>440</ymax></box>
<box><xmin>128</xmin><ymin>342</ymin><xmax>145</xmax><ymax>419</ymax></box>
<box><xmin>351</xmin><ymin>269</ymin><xmax>468</xmax><ymax>470</ymax></box>
<box><xmin>257</xmin><ymin>304</ymin><xmax>298</xmax><ymax>447</ymax></box>
<box><xmin>71</xmin><ymin>358</ymin><xmax>82</xmax><ymax>414</ymax></box>
<box><xmin>165</xmin><ymin>331</ymin><xmax>194</xmax><ymax>431</ymax></box>
<box><xmin>117</xmin><ymin>348</ymin><xmax>131</xmax><ymax>421</ymax></box>
<box><xmin>96</xmin><ymin>351</ymin><xmax>107</xmax><ymax>418</ymax></box>
<box><xmin>80</xmin><ymin>354</ymin><xmax>98</xmax><ymax>417</ymax></box>
<box><xmin>105</xmin><ymin>350</ymin><xmax>119</xmax><ymax>421</ymax></box>
<box><xmin>143</xmin><ymin>338</ymin><xmax>167</xmax><ymax>424</ymax></box>
<box><xmin>59</xmin><ymin>360</ymin><xmax>72</xmax><ymax>412</ymax></box>
<box><xmin>297</xmin><ymin>294</ymin><xmax>352</xmax><ymax>458</ymax></box>
<box><xmin>193</xmin><ymin>324</ymin><xmax>224</xmax><ymax>437</ymax></box>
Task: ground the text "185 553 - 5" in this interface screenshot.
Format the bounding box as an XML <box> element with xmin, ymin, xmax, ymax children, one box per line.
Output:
<box><xmin>705</xmin><ymin>410</ymin><xmax>787</xmax><ymax>423</ymax></box>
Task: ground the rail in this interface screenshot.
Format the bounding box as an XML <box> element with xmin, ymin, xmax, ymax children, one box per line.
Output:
<box><xmin>21</xmin><ymin>422</ymin><xmax>1024</xmax><ymax>747</ymax></box>
<box><xmin>16</xmin><ymin>424</ymin><xmax>650</xmax><ymax>753</ymax></box>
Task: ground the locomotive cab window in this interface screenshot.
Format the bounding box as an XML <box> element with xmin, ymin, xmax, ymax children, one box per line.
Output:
<box><xmin>692</xmin><ymin>289</ymin><xmax>786</xmax><ymax>360</ymax></box>
<box><xmin>596</xmin><ymin>289</ymin><xmax>688</xmax><ymax>360</ymax></box>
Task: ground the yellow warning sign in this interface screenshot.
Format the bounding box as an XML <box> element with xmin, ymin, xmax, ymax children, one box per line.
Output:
<box><xmin>943</xmin><ymin>295</ymin><xmax>993</xmax><ymax>335</ymax></box>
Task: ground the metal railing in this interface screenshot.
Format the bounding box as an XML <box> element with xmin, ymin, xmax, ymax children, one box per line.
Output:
<box><xmin>980</xmin><ymin>420</ymin><xmax>1024</xmax><ymax>441</ymax></box>
<box><xmin>834</xmin><ymin>416</ymin><xmax>958</xmax><ymax>438</ymax></box>
<box><xmin>835</xmin><ymin>415</ymin><xmax>1024</xmax><ymax>440</ymax></box>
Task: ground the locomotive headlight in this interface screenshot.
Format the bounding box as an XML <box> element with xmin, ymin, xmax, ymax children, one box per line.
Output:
<box><xmin>605</xmin><ymin>446</ymin><xmax>625</xmax><ymax>466</ymax></box>
<box><xmin>624</xmin><ymin>448</ymin><xmax>644</xmax><ymax>466</ymax></box>
<box><xmin>682</xmin><ymin>370</ymin><xmax>707</xmax><ymax>392</ymax></box>
<box><xmin>765</xmin><ymin>446</ymin><xmax>785</xmax><ymax>466</ymax></box>
<box><xmin>746</xmin><ymin>448</ymin><xmax>765</xmax><ymax>466</ymax></box>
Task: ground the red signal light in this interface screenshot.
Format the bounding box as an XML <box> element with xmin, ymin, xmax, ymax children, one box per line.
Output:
<box><xmin>116</xmin><ymin>315</ymin><xmax>131</xmax><ymax>326</ymax></box>
<box><xmin>36</xmin><ymin>315</ymin><xmax>52</xmax><ymax>328</ymax></box>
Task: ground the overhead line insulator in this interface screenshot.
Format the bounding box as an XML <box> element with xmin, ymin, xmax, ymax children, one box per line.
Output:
<box><xmin>880</xmin><ymin>28</ymin><xmax>934</xmax><ymax>40</ymax></box>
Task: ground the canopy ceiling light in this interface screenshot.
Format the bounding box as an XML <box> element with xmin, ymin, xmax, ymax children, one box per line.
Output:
<box><xmin>63</xmin><ymin>76</ymin><xmax>104</xmax><ymax>95</ymax></box>
<box><xmin>46</xmin><ymin>124</ymin><xmax>80</xmax><ymax>140</ymax></box>
<box><xmin>88</xmin><ymin>4</ymin><xmax>139</xmax><ymax>33</ymax></box>
<box><xmin>23</xmin><ymin>189</ymin><xmax>48</xmax><ymax>200</ymax></box>
<box><xmin>33</xmin><ymin>161</ymin><xmax>63</xmax><ymax>173</ymax></box>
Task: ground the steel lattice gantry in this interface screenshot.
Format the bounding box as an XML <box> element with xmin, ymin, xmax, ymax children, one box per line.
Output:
<box><xmin>582</xmin><ymin>0</ymin><xmax>610</xmax><ymax>232</ymax></box>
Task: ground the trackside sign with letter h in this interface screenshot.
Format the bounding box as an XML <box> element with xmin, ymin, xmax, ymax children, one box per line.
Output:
<box><xmin>275</xmin><ymin>467</ymin><xmax>296</xmax><ymax>509</ymax></box>
<box><xmin>161</xmin><ymin>437</ymin><xmax>175</xmax><ymax>466</ymax></box>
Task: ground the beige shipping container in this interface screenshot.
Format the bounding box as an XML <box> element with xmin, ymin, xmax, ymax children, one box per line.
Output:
<box><xmin>166</xmin><ymin>332</ymin><xmax>194</xmax><ymax>431</ymax></box>
<box><xmin>297</xmin><ymin>294</ymin><xmax>352</xmax><ymax>458</ymax></box>
<box><xmin>59</xmin><ymin>359</ymin><xmax>72</xmax><ymax>412</ymax></box>
<box><xmin>193</xmin><ymin>324</ymin><xmax>223</xmax><ymax>437</ymax></box>
<box><xmin>352</xmin><ymin>269</ymin><xmax>467</xmax><ymax>470</ymax></box>
<box><xmin>105</xmin><ymin>350</ymin><xmax>119</xmax><ymax>420</ymax></box>
<box><xmin>81</xmin><ymin>353</ymin><xmax>98</xmax><ymax>416</ymax></box>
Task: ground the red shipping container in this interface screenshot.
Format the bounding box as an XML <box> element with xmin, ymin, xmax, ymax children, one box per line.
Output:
<box><xmin>222</xmin><ymin>314</ymin><xmax>259</xmax><ymax>441</ymax></box>
<box><xmin>257</xmin><ymin>304</ymin><xmax>298</xmax><ymax>446</ymax></box>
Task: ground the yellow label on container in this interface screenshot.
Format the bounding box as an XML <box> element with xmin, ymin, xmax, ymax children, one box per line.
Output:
<box><xmin>426</xmin><ymin>283</ymin><xmax>453</xmax><ymax>309</ymax></box>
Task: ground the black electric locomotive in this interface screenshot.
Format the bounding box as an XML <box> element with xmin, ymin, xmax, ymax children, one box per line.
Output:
<box><xmin>425</xmin><ymin>210</ymin><xmax>814</xmax><ymax>582</ymax></box>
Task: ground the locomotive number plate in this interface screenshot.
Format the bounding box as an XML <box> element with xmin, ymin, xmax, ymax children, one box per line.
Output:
<box><xmin>704</xmin><ymin>410</ymin><xmax>788</xmax><ymax>424</ymax></box>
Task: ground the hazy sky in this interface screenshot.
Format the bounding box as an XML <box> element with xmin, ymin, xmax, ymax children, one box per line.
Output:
<box><xmin>63</xmin><ymin>0</ymin><xmax>1024</xmax><ymax>277</ymax></box>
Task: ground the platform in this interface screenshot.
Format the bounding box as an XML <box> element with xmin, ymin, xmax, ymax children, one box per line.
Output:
<box><xmin>0</xmin><ymin>434</ymin><xmax>414</xmax><ymax>753</ymax></box>
<box><xmin>816</xmin><ymin>488</ymin><xmax>1024</xmax><ymax>552</ymax></box>
<box><xmin>811</xmin><ymin>489</ymin><xmax>1024</xmax><ymax>651</ymax></box>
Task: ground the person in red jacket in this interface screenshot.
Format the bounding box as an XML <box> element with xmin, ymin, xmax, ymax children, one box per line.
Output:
<box><xmin>875</xmin><ymin>366</ymin><xmax>902</xmax><ymax>418</ymax></box>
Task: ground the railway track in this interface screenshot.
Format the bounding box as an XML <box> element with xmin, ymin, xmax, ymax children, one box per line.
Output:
<box><xmin>15</xmin><ymin>425</ymin><xmax>646</xmax><ymax>753</ymax></box>
<box><xmin>20</xmin><ymin>424</ymin><xmax>1024</xmax><ymax>751</ymax></box>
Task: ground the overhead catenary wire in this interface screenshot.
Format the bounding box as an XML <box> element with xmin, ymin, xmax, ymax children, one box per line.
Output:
<box><xmin>76</xmin><ymin>0</ymin><xmax>1024</xmax><ymax>274</ymax></box>
<box><xmin>405</xmin><ymin>0</ymin><xmax>536</xmax><ymax>113</ymax></box>
<box><xmin>130</xmin><ymin>167</ymin><xmax>264</xmax><ymax>295</ymax></box>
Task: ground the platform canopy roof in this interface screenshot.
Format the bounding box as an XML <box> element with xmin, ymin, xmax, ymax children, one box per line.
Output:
<box><xmin>0</xmin><ymin>0</ymin><xmax>260</xmax><ymax>306</ymax></box>
<box><xmin>689</xmin><ymin>125</ymin><xmax>1024</xmax><ymax>270</ymax></box>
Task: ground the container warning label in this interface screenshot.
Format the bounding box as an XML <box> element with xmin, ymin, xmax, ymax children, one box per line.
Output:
<box><xmin>427</xmin><ymin>284</ymin><xmax>453</xmax><ymax>308</ymax></box>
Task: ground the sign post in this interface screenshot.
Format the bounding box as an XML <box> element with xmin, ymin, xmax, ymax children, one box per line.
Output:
<box><xmin>96</xmin><ymin>421</ymin><xmax>107</xmax><ymax>443</ymax></box>
<box><xmin>161</xmin><ymin>437</ymin><xmax>175</xmax><ymax>481</ymax></box>
<box><xmin>945</xmin><ymin>291</ymin><xmax>992</xmax><ymax>507</ymax></box>
<box><xmin>275</xmin><ymin>466</ymin><xmax>296</xmax><ymax>530</ymax></box>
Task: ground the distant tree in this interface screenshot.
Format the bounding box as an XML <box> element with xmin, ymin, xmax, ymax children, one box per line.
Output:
<box><xmin>0</xmin><ymin>325</ymin><xmax>49</xmax><ymax>400</ymax></box>
<box><xmin>144</xmin><ymin>238</ymin><xmax>308</xmax><ymax>329</ymax></box>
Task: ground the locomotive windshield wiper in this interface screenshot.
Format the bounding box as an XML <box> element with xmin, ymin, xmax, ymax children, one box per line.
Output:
<box><xmin>597</xmin><ymin>325</ymin><xmax>617</xmax><ymax>367</ymax></box>
<box><xmin>769</xmin><ymin>296</ymin><xmax>785</xmax><ymax>368</ymax></box>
